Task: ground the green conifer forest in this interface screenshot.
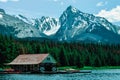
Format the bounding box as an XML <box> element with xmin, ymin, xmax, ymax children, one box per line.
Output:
<box><xmin>0</xmin><ymin>34</ymin><xmax>120</xmax><ymax>68</ymax></box>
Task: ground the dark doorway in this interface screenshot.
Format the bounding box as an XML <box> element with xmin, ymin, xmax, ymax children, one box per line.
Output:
<box><xmin>45</xmin><ymin>63</ymin><xmax>52</xmax><ymax>71</ymax></box>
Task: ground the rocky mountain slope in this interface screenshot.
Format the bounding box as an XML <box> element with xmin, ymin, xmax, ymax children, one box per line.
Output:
<box><xmin>55</xmin><ymin>6</ymin><xmax>120</xmax><ymax>43</ymax></box>
<box><xmin>0</xmin><ymin>6</ymin><xmax>120</xmax><ymax>43</ymax></box>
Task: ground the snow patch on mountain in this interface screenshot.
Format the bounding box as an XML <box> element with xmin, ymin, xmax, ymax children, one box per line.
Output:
<box><xmin>15</xmin><ymin>14</ymin><xmax>35</xmax><ymax>25</ymax></box>
<box><xmin>36</xmin><ymin>16</ymin><xmax>60</xmax><ymax>36</ymax></box>
<box><xmin>89</xmin><ymin>24</ymin><xmax>96</xmax><ymax>32</ymax></box>
<box><xmin>118</xmin><ymin>30</ymin><xmax>120</xmax><ymax>34</ymax></box>
<box><xmin>43</xmin><ymin>24</ymin><xmax>60</xmax><ymax>36</ymax></box>
<box><xmin>15</xmin><ymin>28</ymin><xmax>41</xmax><ymax>38</ymax></box>
<box><xmin>0</xmin><ymin>14</ymin><xmax>3</xmax><ymax>19</ymax></box>
<box><xmin>71</xmin><ymin>7</ymin><xmax>77</xmax><ymax>13</ymax></box>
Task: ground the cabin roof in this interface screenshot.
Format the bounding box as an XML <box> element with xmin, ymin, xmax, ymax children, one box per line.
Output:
<box><xmin>8</xmin><ymin>54</ymin><xmax>49</xmax><ymax>65</ymax></box>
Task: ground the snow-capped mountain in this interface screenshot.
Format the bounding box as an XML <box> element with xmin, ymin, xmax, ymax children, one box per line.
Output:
<box><xmin>0</xmin><ymin>9</ymin><xmax>60</xmax><ymax>38</ymax></box>
<box><xmin>0</xmin><ymin>6</ymin><xmax>120</xmax><ymax>43</ymax></box>
<box><xmin>55</xmin><ymin>6</ymin><xmax>120</xmax><ymax>43</ymax></box>
<box><xmin>34</xmin><ymin>16</ymin><xmax>60</xmax><ymax>36</ymax></box>
<box><xmin>15</xmin><ymin>14</ymin><xmax>35</xmax><ymax>25</ymax></box>
<box><xmin>0</xmin><ymin>9</ymin><xmax>4</xmax><ymax>19</ymax></box>
<box><xmin>14</xmin><ymin>14</ymin><xmax>60</xmax><ymax>36</ymax></box>
<box><xmin>0</xmin><ymin>9</ymin><xmax>43</xmax><ymax>38</ymax></box>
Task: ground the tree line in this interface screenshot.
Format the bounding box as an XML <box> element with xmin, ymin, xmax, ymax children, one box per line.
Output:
<box><xmin>0</xmin><ymin>34</ymin><xmax>120</xmax><ymax>68</ymax></box>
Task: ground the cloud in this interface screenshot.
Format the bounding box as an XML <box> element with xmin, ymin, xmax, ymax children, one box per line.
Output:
<box><xmin>96</xmin><ymin>6</ymin><xmax>120</xmax><ymax>22</ymax></box>
<box><xmin>0</xmin><ymin>0</ymin><xmax>7</xmax><ymax>2</ymax></box>
<box><xmin>0</xmin><ymin>0</ymin><xmax>19</xmax><ymax>2</ymax></box>
<box><xmin>96</xmin><ymin>1</ymin><xmax>108</xmax><ymax>7</ymax></box>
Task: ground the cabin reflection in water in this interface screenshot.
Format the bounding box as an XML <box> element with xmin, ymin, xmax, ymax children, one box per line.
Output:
<box><xmin>7</xmin><ymin>54</ymin><xmax>57</xmax><ymax>73</ymax></box>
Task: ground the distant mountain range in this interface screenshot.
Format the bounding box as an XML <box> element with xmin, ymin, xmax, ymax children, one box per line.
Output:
<box><xmin>0</xmin><ymin>6</ymin><xmax>120</xmax><ymax>43</ymax></box>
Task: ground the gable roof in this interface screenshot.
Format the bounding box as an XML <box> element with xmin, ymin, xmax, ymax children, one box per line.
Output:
<box><xmin>8</xmin><ymin>54</ymin><xmax>49</xmax><ymax>65</ymax></box>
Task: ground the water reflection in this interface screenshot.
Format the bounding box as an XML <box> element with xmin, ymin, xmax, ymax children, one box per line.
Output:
<box><xmin>0</xmin><ymin>69</ymin><xmax>120</xmax><ymax>80</ymax></box>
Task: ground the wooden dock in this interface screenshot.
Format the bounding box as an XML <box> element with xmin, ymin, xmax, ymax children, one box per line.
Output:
<box><xmin>0</xmin><ymin>70</ymin><xmax>92</xmax><ymax>74</ymax></box>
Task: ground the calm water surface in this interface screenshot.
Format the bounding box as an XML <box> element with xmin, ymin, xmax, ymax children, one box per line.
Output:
<box><xmin>0</xmin><ymin>69</ymin><xmax>120</xmax><ymax>80</ymax></box>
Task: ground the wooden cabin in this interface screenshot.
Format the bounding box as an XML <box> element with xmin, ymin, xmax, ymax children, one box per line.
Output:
<box><xmin>7</xmin><ymin>54</ymin><xmax>57</xmax><ymax>73</ymax></box>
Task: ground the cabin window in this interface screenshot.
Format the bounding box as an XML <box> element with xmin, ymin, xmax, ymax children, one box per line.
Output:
<box><xmin>47</xmin><ymin>57</ymin><xmax>50</xmax><ymax>60</ymax></box>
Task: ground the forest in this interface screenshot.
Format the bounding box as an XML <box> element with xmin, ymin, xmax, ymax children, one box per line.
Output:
<box><xmin>0</xmin><ymin>34</ymin><xmax>120</xmax><ymax>68</ymax></box>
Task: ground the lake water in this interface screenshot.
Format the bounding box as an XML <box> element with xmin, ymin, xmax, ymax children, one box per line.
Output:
<box><xmin>0</xmin><ymin>69</ymin><xmax>120</xmax><ymax>80</ymax></box>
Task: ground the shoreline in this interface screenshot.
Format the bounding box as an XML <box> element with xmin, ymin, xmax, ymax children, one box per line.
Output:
<box><xmin>58</xmin><ymin>66</ymin><xmax>120</xmax><ymax>70</ymax></box>
<box><xmin>0</xmin><ymin>66</ymin><xmax>120</xmax><ymax>74</ymax></box>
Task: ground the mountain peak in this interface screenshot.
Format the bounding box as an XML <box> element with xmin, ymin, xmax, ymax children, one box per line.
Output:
<box><xmin>67</xmin><ymin>5</ymin><xmax>73</xmax><ymax>9</ymax></box>
<box><xmin>66</xmin><ymin>5</ymin><xmax>78</xmax><ymax>13</ymax></box>
<box><xmin>0</xmin><ymin>7</ymin><xmax>120</xmax><ymax>43</ymax></box>
<box><xmin>0</xmin><ymin>8</ymin><xmax>5</xmax><ymax>14</ymax></box>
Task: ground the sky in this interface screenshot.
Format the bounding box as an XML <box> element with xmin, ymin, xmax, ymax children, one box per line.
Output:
<box><xmin>0</xmin><ymin>0</ymin><xmax>120</xmax><ymax>25</ymax></box>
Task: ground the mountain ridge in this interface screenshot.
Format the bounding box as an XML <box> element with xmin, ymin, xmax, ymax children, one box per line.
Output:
<box><xmin>55</xmin><ymin>6</ymin><xmax>120</xmax><ymax>43</ymax></box>
<box><xmin>0</xmin><ymin>6</ymin><xmax>120</xmax><ymax>43</ymax></box>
